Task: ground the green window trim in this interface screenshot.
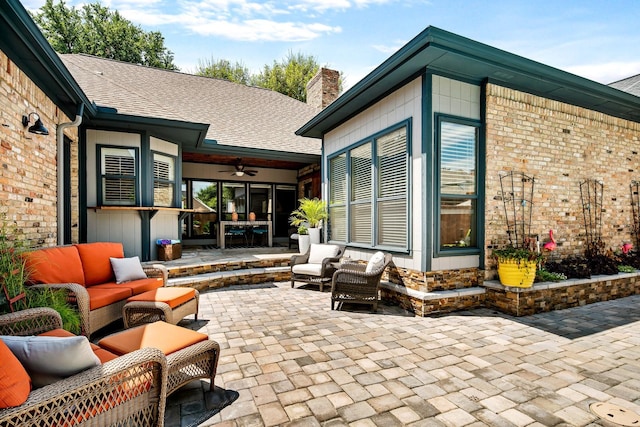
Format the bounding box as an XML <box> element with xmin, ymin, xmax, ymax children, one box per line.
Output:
<box><xmin>434</xmin><ymin>114</ymin><xmax>482</xmax><ymax>256</ymax></box>
<box><xmin>327</xmin><ymin>119</ymin><xmax>411</xmax><ymax>253</ymax></box>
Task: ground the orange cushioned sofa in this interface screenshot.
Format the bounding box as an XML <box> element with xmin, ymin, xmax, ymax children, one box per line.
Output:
<box><xmin>24</xmin><ymin>242</ymin><xmax>168</xmax><ymax>337</ymax></box>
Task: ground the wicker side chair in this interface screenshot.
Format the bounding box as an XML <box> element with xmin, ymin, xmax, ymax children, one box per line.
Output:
<box><xmin>331</xmin><ymin>252</ymin><xmax>393</xmax><ymax>312</ymax></box>
<box><xmin>0</xmin><ymin>308</ymin><xmax>168</xmax><ymax>427</ymax></box>
<box><xmin>291</xmin><ymin>244</ymin><xmax>345</xmax><ymax>291</ymax></box>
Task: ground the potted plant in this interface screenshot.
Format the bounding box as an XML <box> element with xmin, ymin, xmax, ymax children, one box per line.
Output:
<box><xmin>290</xmin><ymin>198</ymin><xmax>328</xmax><ymax>245</ymax></box>
<box><xmin>493</xmin><ymin>243</ymin><xmax>542</xmax><ymax>288</ymax></box>
<box><xmin>297</xmin><ymin>225</ymin><xmax>310</xmax><ymax>254</ymax></box>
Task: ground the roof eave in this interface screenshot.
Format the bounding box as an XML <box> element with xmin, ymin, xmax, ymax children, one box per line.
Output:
<box><xmin>0</xmin><ymin>1</ymin><xmax>95</xmax><ymax>118</ymax></box>
<box><xmin>297</xmin><ymin>26</ymin><xmax>640</xmax><ymax>138</ymax></box>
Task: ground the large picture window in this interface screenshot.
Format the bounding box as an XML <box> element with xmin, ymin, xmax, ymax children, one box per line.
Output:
<box><xmin>100</xmin><ymin>146</ymin><xmax>137</xmax><ymax>206</ymax></box>
<box><xmin>153</xmin><ymin>152</ymin><xmax>176</xmax><ymax>207</ymax></box>
<box><xmin>436</xmin><ymin>115</ymin><xmax>480</xmax><ymax>252</ymax></box>
<box><xmin>328</xmin><ymin>121</ymin><xmax>409</xmax><ymax>251</ymax></box>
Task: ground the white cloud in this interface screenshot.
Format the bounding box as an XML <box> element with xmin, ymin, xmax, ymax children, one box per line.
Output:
<box><xmin>565</xmin><ymin>61</ymin><xmax>640</xmax><ymax>85</ymax></box>
<box><xmin>372</xmin><ymin>40</ymin><xmax>406</xmax><ymax>54</ymax></box>
<box><xmin>190</xmin><ymin>19</ymin><xmax>341</xmax><ymax>42</ymax></box>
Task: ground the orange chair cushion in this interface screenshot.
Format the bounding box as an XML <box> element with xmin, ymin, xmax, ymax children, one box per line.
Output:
<box><xmin>0</xmin><ymin>338</ymin><xmax>31</xmax><ymax>408</ymax></box>
<box><xmin>127</xmin><ymin>287</ymin><xmax>196</xmax><ymax>309</ymax></box>
<box><xmin>75</xmin><ymin>243</ymin><xmax>124</xmax><ymax>286</ymax></box>
<box><xmin>23</xmin><ymin>246</ymin><xmax>85</xmax><ymax>286</ymax></box>
<box><xmin>85</xmin><ymin>287</ymin><xmax>132</xmax><ymax>310</ymax></box>
<box><xmin>93</xmin><ymin>278</ymin><xmax>164</xmax><ymax>297</ymax></box>
<box><xmin>98</xmin><ymin>321</ymin><xmax>207</xmax><ymax>356</ymax></box>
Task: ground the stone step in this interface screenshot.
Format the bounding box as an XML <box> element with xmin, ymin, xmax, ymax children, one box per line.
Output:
<box><xmin>168</xmin><ymin>266</ymin><xmax>291</xmax><ymax>292</ymax></box>
<box><xmin>164</xmin><ymin>256</ymin><xmax>291</xmax><ymax>279</ymax></box>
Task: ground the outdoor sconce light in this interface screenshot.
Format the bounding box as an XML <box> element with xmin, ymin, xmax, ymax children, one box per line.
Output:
<box><xmin>22</xmin><ymin>112</ymin><xmax>49</xmax><ymax>135</ymax></box>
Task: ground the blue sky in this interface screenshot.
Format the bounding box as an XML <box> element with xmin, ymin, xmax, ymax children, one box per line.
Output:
<box><xmin>24</xmin><ymin>0</ymin><xmax>640</xmax><ymax>91</ymax></box>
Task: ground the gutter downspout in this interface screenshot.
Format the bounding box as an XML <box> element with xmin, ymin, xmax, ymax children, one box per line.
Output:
<box><xmin>57</xmin><ymin>104</ymin><xmax>84</xmax><ymax>245</ymax></box>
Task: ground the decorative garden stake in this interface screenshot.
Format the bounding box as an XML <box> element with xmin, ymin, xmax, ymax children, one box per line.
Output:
<box><xmin>580</xmin><ymin>179</ymin><xmax>604</xmax><ymax>258</ymax></box>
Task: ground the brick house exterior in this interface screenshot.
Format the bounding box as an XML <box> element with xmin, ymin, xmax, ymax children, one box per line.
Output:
<box><xmin>298</xmin><ymin>26</ymin><xmax>640</xmax><ymax>315</ymax></box>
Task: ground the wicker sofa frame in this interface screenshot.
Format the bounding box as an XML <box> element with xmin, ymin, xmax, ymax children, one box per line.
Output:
<box><xmin>331</xmin><ymin>252</ymin><xmax>393</xmax><ymax>312</ymax></box>
<box><xmin>0</xmin><ymin>308</ymin><xmax>168</xmax><ymax>427</ymax></box>
<box><xmin>31</xmin><ymin>261</ymin><xmax>167</xmax><ymax>337</ymax></box>
<box><xmin>290</xmin><ymin>244</ymin><xmax>345</xmax><ymax>292</ymax></box>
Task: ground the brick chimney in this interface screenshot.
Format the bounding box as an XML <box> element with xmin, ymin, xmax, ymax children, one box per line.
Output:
<box><xmin>306</xmin><ymin>68</ymin><xmax>340</xmax><ymax>109</ymax></box>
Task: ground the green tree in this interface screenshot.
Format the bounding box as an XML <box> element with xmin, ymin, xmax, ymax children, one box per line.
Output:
<box><xmin>195</xmin><ymin>58</ymin><xmax>251</xmax><ymax>85</ymax></box>
<box><xmin>32</xmin><ymin>0</ymin><xmax>177</xmax><ymax>70</ymax></box>
<box><xmin>196</xmin><ymin>184</ymin><xmax>217</xmax><ymax>210</ymax></box>
<box><xmin>251</xmin><ymin>51</ymin><xmax>322</xmax><ymax>102</ymax></box>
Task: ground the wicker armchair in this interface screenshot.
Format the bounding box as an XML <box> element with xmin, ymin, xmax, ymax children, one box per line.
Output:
<box><xmin>331</xmin><ymin>252</ymin><xmax>393</xmax><ymax>312</ymax></box>
<box><xmin>0</xmin><ymin>308</ymin><xmax>168</xmax><ymax>427</ymax></box>
<box><xmin>291</xmin><ymin>244</ymin><xmax>345</xmax><ymax>291</ymax></box>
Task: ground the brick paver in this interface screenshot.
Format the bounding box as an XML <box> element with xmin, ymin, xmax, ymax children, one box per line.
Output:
<box><xmin>166</xmin><ymin>283</ymin><xmax>640</xmax><ymax>426</ymax></box>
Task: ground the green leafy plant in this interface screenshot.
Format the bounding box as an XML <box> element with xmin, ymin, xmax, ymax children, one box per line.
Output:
<box><xmin>289</xmin><ymin>197</ymin><xmax>328</xmax><ymax>229</ymax></box>
<box><xmin>618</xmin><ymin>265</ymin><xmax>636</xmax><ymax>273</ymax></box>
<box><xmin>0</xmin><ymin>216</ymin><xmax>80</xmax><ymax>333</ymax></box>
<box><xmin>493</xmin><ymin>246</ymin><xmax>543</xmax><ymax>263</ymax></box>
<box><xmin>297</xmin><ymin>225</ymin><xmax>308</xmax><ymax>235</ymax></box>
<box><xmin>535</xmin><ymin>268</ymin><xmax>567</xmax><ymax>282</ymax></box>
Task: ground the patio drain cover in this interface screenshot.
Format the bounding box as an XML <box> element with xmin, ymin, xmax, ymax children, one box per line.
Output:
<box><xmin>590</xmin><ymin>402</ymin><xmax>640</xmax><ymax>426</ymax></box>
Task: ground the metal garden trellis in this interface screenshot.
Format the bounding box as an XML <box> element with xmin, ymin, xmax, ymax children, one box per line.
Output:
<box><xmin>631</xmin><ymin>181</ymin><xmax>640</xmax><ymax>248</ymax></box>
<box><xmin>499</xmin><ymin>171</ymin><xmax>535</xmax><ymax>249</ymax></box>
<box><xmin>579</xmin><ymin>179</ymin><xmax>604</xmax><ymax>257</ymax></box>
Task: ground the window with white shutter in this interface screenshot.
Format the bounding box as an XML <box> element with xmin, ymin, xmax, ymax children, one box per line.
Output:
<box><xmin>329</xmin><ymin>154</ymin><xmax>347</xmax><ymax>242</ymax></box>
<box><xmin>153</xmin><ymin>153</ymin><xmax>175</xmax><ymax>207</ymax></box>
<box><xmin>327</xmin><ymin>121</ymin><xmax>409</xmax><ymax>251</ymax></box>
<box><xmin>100</xmin><ymin>147</ymin><xmax>137</xmax><ymax>205</ymax></box>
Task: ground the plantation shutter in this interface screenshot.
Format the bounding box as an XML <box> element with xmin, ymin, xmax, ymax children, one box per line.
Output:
<box><xmin>377</xmin><ymin>127</ymin><xmax>407</xmax><ymax>247</ymax></box>
<box><xmin>350</xmin><ymin>143</ymin><xmax>372</xmax><ymax>244</ymax></box>
<box><xmin>329</xmin><ymin>154</ymin><xmax>347</xmax><ymax>241</ymax></box>
<box><xmin>153</xmin><ymin>153</ymin><xmax>175</xmax><ymax>207</ymax></box>
<box><xmin>102</xmin><ymin>148</ymin><xmax>136</xmax><ymax>205</ymax></box>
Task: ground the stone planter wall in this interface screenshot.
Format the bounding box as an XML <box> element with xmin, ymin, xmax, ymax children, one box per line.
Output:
<box><xmin>483</xmin><ymin>272</ymin><xmax>640</xmax><ymax>316</ymax></box>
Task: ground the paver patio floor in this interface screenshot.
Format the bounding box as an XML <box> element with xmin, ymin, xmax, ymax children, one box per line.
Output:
<box><xmin>166</xmin><ymin>282</ymin><xmax>640</xmax><ymax>426</ymax></box>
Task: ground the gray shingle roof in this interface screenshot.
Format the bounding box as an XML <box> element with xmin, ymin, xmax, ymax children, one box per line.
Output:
<box><xmin>61</xmin><ymin>54</ymin><xmax>321</xmax><ymax>155</ymax></box>
<box><xmin>609</xmin><ymin>73</ymin><xmax>640</xmax><ymax>97</ymax></box>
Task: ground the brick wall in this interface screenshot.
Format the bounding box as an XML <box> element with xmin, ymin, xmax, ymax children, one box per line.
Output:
<box><xmin>0</xmin><ymin>50</ymin><xmax>77</xmax><ymax>247</ymax></box>
<box><xmin>485</xmin><ymin>83</ymin><xmax>640</xmax><ymax>277</ymax></box>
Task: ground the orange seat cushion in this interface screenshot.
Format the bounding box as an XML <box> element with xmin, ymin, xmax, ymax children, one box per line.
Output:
<box><xmin>23</xmin><ymin>246</ymin><xmax>85</xmax><ymax>286</ymax></box>
<box><xmin>127</xmin><ymin>287</ymin><xmax>196</xmax><ymax>308</ymax></box>
<box><xmin>85</xmin><ymin>287</ymin><xmax>132</xmax><ymax>310</ymax></box>
<box><xmin>93</xmin><ymin>278</ymin><xmax>164</xmax><ymax>296</ymax></box>
<box><xmin>0</xmin><ymin>338</ymin><xmax>31</xmax><ymax>408</ymax></box>
<box><xmin>75</xmin><ymin>243</ymin><xmax>124</xmax><ymax>286</ymax></box>
<box><xmin>98</xmin><ymin>321</ymin><xmax>208</xmax><ymax>356</ymax></box>
<box><xmin>38</xmin><ymin>329</ymin><xmax>119</xmax><ymax>364</ymax></box>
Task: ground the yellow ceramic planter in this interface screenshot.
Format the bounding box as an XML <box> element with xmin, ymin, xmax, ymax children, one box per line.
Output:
<box><xmin>497</xmin><ymin>259</ymin><xmax>537</xmax><ymax>288</ymax></box>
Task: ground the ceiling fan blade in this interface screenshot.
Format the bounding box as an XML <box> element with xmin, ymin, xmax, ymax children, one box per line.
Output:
<box><xmin>246</xmin><ymin>171</ymin><xmax>257</xmax><ymax>176</ymax></box>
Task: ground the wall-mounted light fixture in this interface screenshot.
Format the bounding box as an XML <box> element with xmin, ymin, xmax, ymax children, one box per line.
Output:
<box><xmin>22</xmin><ymin>112</ymin><xmax>49</xmax><ymax>135</ymax></box>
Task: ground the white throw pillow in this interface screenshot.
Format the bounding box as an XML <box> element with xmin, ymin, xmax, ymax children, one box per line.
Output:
<box><xmin>308</xmin><ymin>244</ymin><xmax>340</xmax><ymax>264</ymax></box>
<box><xmin>365</xmin><ymin>251</ymin><xmax>386</xmax><ymax>273</ymax></box>
<box><xmin>110</xmin><ymin>256</ymin><xmax>147</xmax><ymax>284</ymax></box>
<box><xmin>1</xmin><ymin>335</ymin><xmax>100</xmax><ymax>388</ymax></box>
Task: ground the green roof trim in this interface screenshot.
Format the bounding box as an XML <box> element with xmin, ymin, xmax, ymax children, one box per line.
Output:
<box><xmin>0</xmin><ymin>0</ymin><xmax>95</xmax><ymax>119</ymax></box>
<box><xmin>297</xmin><ymin>26</ymin><xmax>640</xmax><ymax>139</ymax></box>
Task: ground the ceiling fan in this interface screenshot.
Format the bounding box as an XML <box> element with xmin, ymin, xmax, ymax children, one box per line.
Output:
<box><xmin>222</xmin><ymin>158</ymin><xmax>258</xmax><ymax>177</ymax></box>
